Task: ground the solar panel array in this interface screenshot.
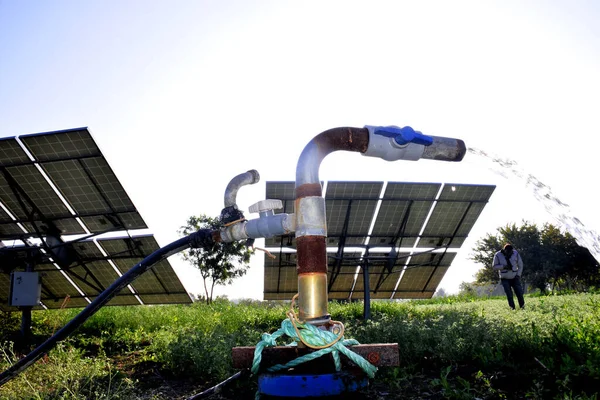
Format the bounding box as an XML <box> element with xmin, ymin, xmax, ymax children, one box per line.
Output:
<box><xmin>263</xmin><ymin>181</ymin><xmax>495</xmax><ymax>301</ymax></box>
<box><xmin>0</xmin><ymin>127</ymin><xmax>192</xmax><ymax>310</ymax></box>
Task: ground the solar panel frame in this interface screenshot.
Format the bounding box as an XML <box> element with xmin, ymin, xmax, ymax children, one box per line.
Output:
<box><xmin>353</xmin><ymin>251</ymin><xmax>409</xmax><ymax>299</ymax></box>
<box><xmin>19</xmin><ymin>128</ymin><xmax>102</xmax><ymax>162</ymax></box>
<box><xmin>0</xmin><ymin>137</ymin><xmax>31</xmax><ymax>166</ymax></box>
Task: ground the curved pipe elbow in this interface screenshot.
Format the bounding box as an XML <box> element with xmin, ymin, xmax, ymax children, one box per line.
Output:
<box><xmin>295</xmin><ymin>127</ymin><xmax>369</xmax><ymax>189</ymax></box>
<box><xmin>224</xmin><ymin>170</ymin><xmax>260</xmax><ymax>208</ymax></box>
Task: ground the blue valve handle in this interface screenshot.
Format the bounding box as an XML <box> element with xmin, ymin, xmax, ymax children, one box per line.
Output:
<box><xmin>372</xmin><ymin>126</ymin><xmax>433</xmax><ymax>146</ymax></box>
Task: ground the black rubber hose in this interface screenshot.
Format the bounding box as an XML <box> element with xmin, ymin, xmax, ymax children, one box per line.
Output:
<box><xmin>0</xmin><ymin>229</ymin><xmax>214</xmax><ymax>387</ymax></box>
<box><xmin>186</xmin><ymin>369</ymin><xmax>250</xmax><ymax>400</ymax></box>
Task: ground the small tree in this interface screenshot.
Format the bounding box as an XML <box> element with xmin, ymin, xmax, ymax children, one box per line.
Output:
<box><xmin>178</xmin><ymin>214</ymin><xmax>253</xmax><ymax>304</ymax></box>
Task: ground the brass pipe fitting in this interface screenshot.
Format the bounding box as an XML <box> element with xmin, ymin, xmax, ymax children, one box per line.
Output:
<box><xmin>297</xmin><ymin>273</ymin><xmax>329</xmax><ymax>322</ymax></box>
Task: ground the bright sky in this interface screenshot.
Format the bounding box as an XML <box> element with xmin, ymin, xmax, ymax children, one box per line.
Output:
<box><xmin>1</xmin><ymin>0</ymin><xmax>599</xmax><ymax>300</ymax></box>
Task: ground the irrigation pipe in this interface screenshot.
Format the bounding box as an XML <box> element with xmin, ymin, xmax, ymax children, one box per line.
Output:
<box><xmin>0</xmin><ymin>229</ymin><xmax>215</xmax><ymax>387</ymax></box>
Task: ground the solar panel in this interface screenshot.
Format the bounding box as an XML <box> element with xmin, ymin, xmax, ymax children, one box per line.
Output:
<box><xmin>264</xmin><ymin>252</ymin><xmax>298</xmax><ymax>300</ymax></box>
<box><xmin>263</xmin><ymin>181</ymin><xmax>494</xmax><ymax>301</ymax></box>
<box><xmin>418</xmin><ymin>184</ymin><xmax>494</xmax><ymax>249</ymax></box>
<box><xmin>393</xmin><ymin>252</ymin><xmax>456</xmax><ymax>298</ymax></box>
<box><xmin>0</xmin><ymin>127</ymin><xmax>192</xmax><ymax>310</ymax></box>
<box><xmin>370</xmin><ymin>183</ymin><xmax>441</xmax><ymax>246</ymax></box>
<box><xmin>0</xmin><ymin>164</ymin><xmax>82</xmax><ymax>235</ymax></box>
<box><xmin>325</xmin><ymin>182</ymin><xmax>382</xmax><ymax>248</ymax></box>
<box><xmin>37</xmin><ymin>268</ymin><xmax>90</xmax><ymax>308</ymax></box>
<box><xmin>99</xmin><ymin>236</ymin><xmax>192</xmax><ymax>304</ymax></box>
<box><xmin>266</xmin><ymin>181</ymin><xmax>296</xmax><ymax>205</ymax></box>
<box><xmin>0</xmin><ymin>138</ymin><xmax>30</xmax><ymax>165</ymax></box>
<box><xmin>327</xmin><ymin>251</ymin><xmax>362</xmax><ymax>300</ymax></box>
<box><xmin>19</xmin><ymin>128</ymin><xmax>100</xmax><ymax>160</ymax></box>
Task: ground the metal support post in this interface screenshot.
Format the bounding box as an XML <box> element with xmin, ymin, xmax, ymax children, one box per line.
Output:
<box><xmin>363</xmin><ymin>249</ymin><xmax>371</xmax><ymax>321</ymax></box>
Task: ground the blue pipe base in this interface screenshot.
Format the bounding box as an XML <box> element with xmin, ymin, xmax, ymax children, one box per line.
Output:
<box><xmin>258</xmin><ymin>371</ymin><xmax>368</xmax><ymax>398</ymax></box>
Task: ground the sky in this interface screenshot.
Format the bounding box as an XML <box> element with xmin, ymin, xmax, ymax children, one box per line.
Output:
<box><xmin>1</xmin><ymin>0</ymin><xmax>599</xmax><ymax>300</ymax></box>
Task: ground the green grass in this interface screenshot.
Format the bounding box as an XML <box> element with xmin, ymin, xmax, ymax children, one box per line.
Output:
<box><xmin>0</xmin><ymin>293</ymin><xmax>599</xmax><ymax>399</ymax></box>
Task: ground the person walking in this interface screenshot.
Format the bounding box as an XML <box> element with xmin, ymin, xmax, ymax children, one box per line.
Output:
<box><xmin>493</xmin><ymin>243</ymin><xmax>525</xmax><ymax>309</ymax></box>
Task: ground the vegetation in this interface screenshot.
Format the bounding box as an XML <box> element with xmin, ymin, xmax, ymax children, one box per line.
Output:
<box><xmin>178</xmin><ymin>214</ymin><xmax>253</xmax><ymax>304</ymax></box>
<box><xmin>470</xmin><ymin>221</ymin><xmax>600</xmax><ymax>293</ymax></box>
<box><xmin>0</xmin><ymin>293</ymin><xmax>599</xmax><ymax>399</ymax></box>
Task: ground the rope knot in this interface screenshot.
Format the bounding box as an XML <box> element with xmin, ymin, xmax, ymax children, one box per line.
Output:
<box><xmin>260</xmin><ymin>333</ymin><xmax>277</xmax><ymax>347</ymax></box>
<box><xmin>251</xmin><ymin>294</ymin><xmax>378</xmax><ymax>379</ymax></box>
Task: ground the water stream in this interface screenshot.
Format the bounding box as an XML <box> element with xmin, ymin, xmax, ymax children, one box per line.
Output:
<box><xmin>467</xmin><ymin>147</ymin><xmax>600</xmax><ymax>263</ymax></box>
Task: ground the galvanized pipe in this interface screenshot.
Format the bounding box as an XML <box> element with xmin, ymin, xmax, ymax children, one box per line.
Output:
<box><xmin>224</xmin><ymin>169</ymin><xmax>260</xmax><ymax>208</ymax></box>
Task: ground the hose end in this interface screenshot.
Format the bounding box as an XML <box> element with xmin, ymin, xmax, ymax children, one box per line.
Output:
<box><xmin>247</xmin><ymin>169</ymin><xmax>260</xmax><ymax>184</ymax></box>
<box><xmin>422</xmin><ymin>136</ymin><xmax>466</xmax><ymax>162</ymax></box>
